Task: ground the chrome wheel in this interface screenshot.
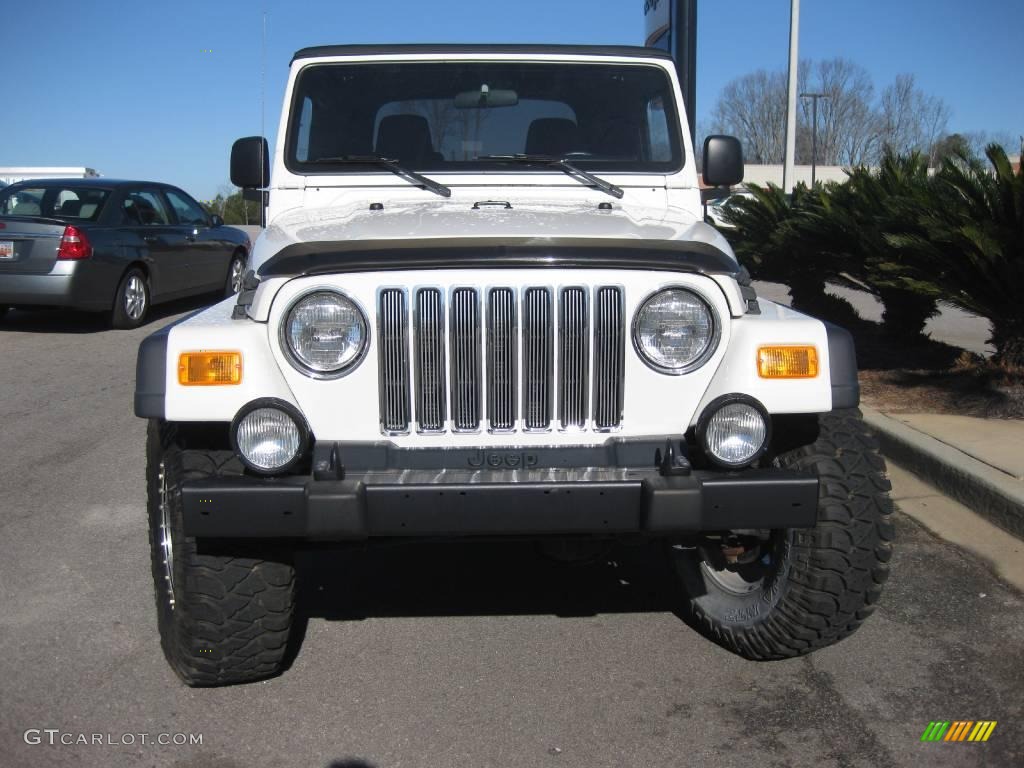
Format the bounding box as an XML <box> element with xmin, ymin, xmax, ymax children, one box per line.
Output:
<box><xmin>695</xmin><ymin>532</ymin><xmax>786</xmax><ymax>597</ymax></box>
<box><xmin>125</xmin><ymin>275</ymin><xmax>147</xmax><ymax>320</ymax></box>
<box><xmin>158</xmin><ymin>460</ymin><xmax>176</xmax><ymax>609</ymax></box>
<box><xmin>229</xmin><ymin>257</ymin><xmax>245</xmax><ymax>294</ymax></box>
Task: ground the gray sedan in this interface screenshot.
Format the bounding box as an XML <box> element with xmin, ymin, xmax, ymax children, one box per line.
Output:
<box><xmin>0</xmin><ymin>179</ymin><xmax>250</xmax><ymax>328</ymax></box>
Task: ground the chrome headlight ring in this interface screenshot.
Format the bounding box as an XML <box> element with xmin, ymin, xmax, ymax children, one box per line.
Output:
<box><xmin>631</xmin><ymin>286</ymin><xmax>721</xmax><ymax>375</ymax></box>
<box><xmin>279</xmin><ymin>288</ymin><xmax>370</xmax><ymax>379</ymax></box>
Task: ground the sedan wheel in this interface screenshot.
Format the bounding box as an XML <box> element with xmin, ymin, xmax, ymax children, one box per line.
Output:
<box><xmin>112</xmin><ymin>268</ymin><xmax>150</xmax><ymax>329</ymax></box>
<box><xmin>225</xmin><ymin>253</ymin><xmax>246</xmax><ymax>297</ymax></box>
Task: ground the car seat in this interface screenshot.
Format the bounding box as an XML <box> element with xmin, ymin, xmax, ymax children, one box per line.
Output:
<box><xmin>525</xmin><ymin>118</ymin><xmax>581</xmax><ymax>157</ymax></box>
<box><xmin>375</xmin><ymin>115</ymin><xmax>443</xmax><ymax>166</ymax></box>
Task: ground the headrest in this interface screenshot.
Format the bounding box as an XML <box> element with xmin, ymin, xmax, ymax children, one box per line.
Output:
<box><xmin>525</xmin><ymin>118</ymin><xmax>580</xmax><ymax>157</ymax></box>
<box><xmin>375</xmin><ymin>114</ymin><xmax>435</xmax><ymax>165</ymax></box>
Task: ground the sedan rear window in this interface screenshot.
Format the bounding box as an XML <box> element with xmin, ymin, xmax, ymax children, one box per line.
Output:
<box><xmin>0</xmin><ymin>186</ymin><xmax>110</xmax><ymax>221</ymax></box>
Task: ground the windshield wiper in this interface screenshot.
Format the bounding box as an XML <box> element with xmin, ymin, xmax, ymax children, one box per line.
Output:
<box><xmin>307</xmin><ymin>155</ymin><xmax>451</xmax><ymax>198</ymax></box>
<box><xmin>476</xmin><ymin>154</ymin><xmax>624</xmax><ymax>199</ymax></box>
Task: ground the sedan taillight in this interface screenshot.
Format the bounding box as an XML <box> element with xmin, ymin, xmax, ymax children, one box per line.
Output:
<box><xmin>57</xmin><ymin>225</ymin><xmax>92</xmax><ymax>260</ymax></box>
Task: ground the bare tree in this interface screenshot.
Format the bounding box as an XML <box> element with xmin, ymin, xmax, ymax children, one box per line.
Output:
<box><xmin>806</xmin><ymin>59</ymin><xmax>879</xmax><ymax>165</ymax></box>
<box><xmin>712</xmin><ymin>59</ymin><xmax>878</xmax><ymax>167</ymax></box>
<box><xmin>710</xmin><ymin>69</ymin><xmax>789</xmax><ymax>163</ymax></box>
<box><xmin>962</xmin><ymin>129</ymin><xmax>1018</xmax><ymax>159</ymax></box>
<box><xmin>710</xmin><ymin>59</ymin><xmax>953</xmax><ymax>169</ymax></box>
<box><xmin>879</xmin><ymin>74</ymin><xmax>951</xmax><ymax>164</ymax></box>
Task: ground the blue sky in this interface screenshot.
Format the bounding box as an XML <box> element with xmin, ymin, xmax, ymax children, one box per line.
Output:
<box><xmin>3</xmin><ymin>0</ymin><xmax>1021</xmax><ymax>201</ymax></box>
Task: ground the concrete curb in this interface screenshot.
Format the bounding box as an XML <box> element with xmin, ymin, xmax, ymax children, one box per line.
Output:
<box><xmin>862</xmin><ymin>406</ymin><xmax>1024</xmax><ymax>541</ymax></box>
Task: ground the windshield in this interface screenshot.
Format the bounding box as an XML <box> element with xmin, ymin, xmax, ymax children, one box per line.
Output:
<box><xmin>286</xmin><ymin>62</ymin><xmax>683</xmax><ymax>175</ymax></box>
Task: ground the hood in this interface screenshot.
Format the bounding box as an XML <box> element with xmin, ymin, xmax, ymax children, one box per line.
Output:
<box><xmin>253</xmin><ymin>194</ymin><xmax>736</xmax><ymax>271</ymax></box>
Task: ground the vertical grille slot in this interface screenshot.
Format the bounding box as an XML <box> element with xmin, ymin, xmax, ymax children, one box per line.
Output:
<box><xmin>487</xmin><ymin>288</ymin><xmax>517</xmax><ymax>431</ymax></box>
<box><xmin>559</xmin><ymin>287</ymin><xmax>589</xmax><ymax>429</ymax></box>
<box><xmin>414</xmin><ymin>288</ymin><xmax>446</xmax><ymax>432</ymax></box>
<box><xmin>593</xmin><ymin>286</ymin><xmax>625</xmax><ymax>430</ymax></box>
<box><xmin>449</xmin><ymin>288</ymin><xmax>481</xmax><ymax>431</ymax></box>
<box><xmin>522</xmin><ymin>288</ymin><xmax>553</xmax><ymax>430</ymax></box>
<box><xmin>377</xmin><ymin>289</ymin><xmax>411</xmax><ymax>433</ymax></box>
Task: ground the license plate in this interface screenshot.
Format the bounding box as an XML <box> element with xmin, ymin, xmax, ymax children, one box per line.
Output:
<box><xmin>0</xmin><ymin>241</ymin><xmax>14</xmax><ymax>260</ymax></box>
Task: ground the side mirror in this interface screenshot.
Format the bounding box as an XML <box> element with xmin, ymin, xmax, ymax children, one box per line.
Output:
<box><xmin>210</xmin><ymin>214</ymin><xmax>224</xmax><ymax>227</ymax></box>
<box><xmin>702</xmin><ymin>135</ymin><xmax>744</xmax><ymax>188</ymax></box>
<box><xmin>230</xmin><ymin>136</ymin><xmax>269</xmax><ymax>189</ymax></box>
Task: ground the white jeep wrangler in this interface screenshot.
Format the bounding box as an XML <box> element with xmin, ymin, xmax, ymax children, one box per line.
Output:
<box><xmin>134</xmin><ymin>44</ymin><xmax>893</xmax><ymax>686</ymax></box>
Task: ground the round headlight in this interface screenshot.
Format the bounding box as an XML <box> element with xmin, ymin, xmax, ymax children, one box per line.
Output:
<box><xmin>283</xmin><ymin>290</ymin><xmax>368</xmax><ymax>377</ymax></box>
<box><xmin>700</xmin><ymin>399</ymin><xmax>769</xmax><ymax>468</ymax></box>
<box><xmin>234</xmin><ymin>406</ymin><xmax>304</xmax><ymax>473</ymax></box>
<box><xmin>633</xmin><ymin>288</ymin><xmax>718</xmax><ymax>374</ymax></box>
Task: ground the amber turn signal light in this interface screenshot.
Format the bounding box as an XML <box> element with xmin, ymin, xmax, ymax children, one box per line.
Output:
<box><xmin>757</xmin><ymin>346</ymin><xmax>818</xmax><ymax>378</ymax></box>
<box><xmin>178</xmin><ymin>352</ymin><xmax>243</xmax><ymax>386</ymax></box>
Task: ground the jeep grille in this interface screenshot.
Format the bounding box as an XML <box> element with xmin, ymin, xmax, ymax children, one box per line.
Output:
<box><xmin>378</xmin><ymin>286</ymin><xmax>625</xmax><ymax>435</ymax></box>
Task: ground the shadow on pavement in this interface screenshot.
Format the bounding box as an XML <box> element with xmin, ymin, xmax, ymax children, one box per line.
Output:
<box><xmin>292</xmin><ymin>540</ymin><xmax>678</xmax><ymax>623</ymax></box>
<box><xmin>0</xmin><ymin>292</ymin><xmax>221</xmax><ymax>334</ymax></box>
<box><xmin>282</xmin><ymin>540</ymin><xmax>682</xmax><ymax>675</ymax></box>
<box><xmin>280</xmin><ymin>540</ymin><xmax>692</xmax><ymax>679</ymax></box>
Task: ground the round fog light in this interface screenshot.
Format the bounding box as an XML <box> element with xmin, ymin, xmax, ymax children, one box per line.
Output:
<box><xmin>234</xmin><ymin>406</ymin><xmax>304</xmax><ymax>473</ymax></box>
<box><xmin>699</xmin><ymin>398</ymin><xmax>769</xmax><ymax>468</ymax></box>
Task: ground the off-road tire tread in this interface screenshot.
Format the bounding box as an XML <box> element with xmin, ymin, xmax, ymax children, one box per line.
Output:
<box><xmin>686</xmin><ymin>408</ymin><xmax>893</xmax><ymax>659</ymax></box>
<box><xmin>147</xmin><ymin>420</ymin><xmax>295</xmax><ymax>686</ymax></box>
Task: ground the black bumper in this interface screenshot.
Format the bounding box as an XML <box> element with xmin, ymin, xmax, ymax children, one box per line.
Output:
<box><xmin>181</xmin><ymin>467</ymin><xmax>819</xmax><ymax>540</ymax></box>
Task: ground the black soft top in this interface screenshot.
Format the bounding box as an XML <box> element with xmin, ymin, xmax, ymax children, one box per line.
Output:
<box><xmin>291</xmin><ymin>44</ymin><xmax>673</xmax><ymax>64</ymax></box>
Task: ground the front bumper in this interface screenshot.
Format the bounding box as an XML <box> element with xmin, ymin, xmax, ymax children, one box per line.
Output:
<box><xmin>181</xmin><ymin>466</ymin><xmax>819</xmax><ymax>540</ymax></box>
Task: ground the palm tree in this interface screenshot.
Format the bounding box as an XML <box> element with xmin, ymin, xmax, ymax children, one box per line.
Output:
<box><xmin>890</xmin><ymin>145</ymin><xmax>1024</xmax><ymax>366</ymax></box>
<box><xmin>820</xmin><ymin>151</ymin><xmax>941</xmax><ymax>339</ymax></box>
<box><xmin>721</xmin><ymin>182</ymin><xmax>850</xmax><ymax>316</ymax></box>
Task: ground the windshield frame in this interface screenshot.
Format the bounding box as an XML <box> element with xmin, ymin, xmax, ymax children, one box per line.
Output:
<box><xmin>283</xmin><ymin>58</ymin><xmax>687</xmax><ymax>179</ymax></box>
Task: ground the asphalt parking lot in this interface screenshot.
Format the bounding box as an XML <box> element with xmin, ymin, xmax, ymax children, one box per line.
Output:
<box><xmin>1</xmin><ymin>303</ymin><xmax>1022</xmax><ymax>768</ymax></box>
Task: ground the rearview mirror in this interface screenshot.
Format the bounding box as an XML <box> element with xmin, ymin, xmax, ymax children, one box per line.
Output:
<box><xmin>702</xmin><ymin>135</ymin><xmax>744</xmax><ymax>188</ymax></box>
<box><xmin>454</xmin><ymin>86</ymin><xmax>519</xmax><ymax>109</ymax></box>
<box><xmin>230</xmin><ymin>136</ymin><xmax>269</xmax><ymax>188</ymax></box>
<box><xmin>210</xmin><ymin>214</ymin><xmax>224</xmax><ymax>227</ymax></box>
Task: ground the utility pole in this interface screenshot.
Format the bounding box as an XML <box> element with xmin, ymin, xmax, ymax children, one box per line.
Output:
<box><xmin>260</xmin><ymin>10</ymin><xmax>267</xmax><ymax>228</ymax></box>
<box><xmin>783</xmin><ymin>0</ymin><xmax>800</xmax><ymax>194</ymax></box>
<box><xmin>800</xmin><ymin>92</ymin><xmax>830</xmax><ymax>186</ymax></box>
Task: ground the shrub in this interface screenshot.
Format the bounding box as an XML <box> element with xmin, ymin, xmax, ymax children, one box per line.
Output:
<box><xmin>890</xmin><ymin>146</ymin><xmax>1024</xmax><ymax>366</ymax></box>
<box><xmin>720</xmin><ymin>182</ymin><xmax>855</xmax><ymax>317</ymax></box>
<box><xmin>821</xmin><ymin>152</ymin><xmax>942</xmax><ymax>339</ymax></box>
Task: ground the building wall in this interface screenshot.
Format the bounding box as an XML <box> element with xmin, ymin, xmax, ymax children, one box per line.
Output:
<box><xmin>0</xmin><ymin>167</ymin><xmax>99</xmax><ymax>185</ymax></box>
<box><xmin>741</xmin><ymin>164</ymin><xmax>852</xmax><ymax>188</ymax></box>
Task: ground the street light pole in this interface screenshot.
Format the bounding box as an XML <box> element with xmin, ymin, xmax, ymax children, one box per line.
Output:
<box><xmin>783</xmin><ymin>0</ymin><xmax>800</xmax><ymax>194</ymax></box>
<box><xmin>800</xmin><ymin>92</ymin><xmax>830</xmax><ymax>186</ymax></box>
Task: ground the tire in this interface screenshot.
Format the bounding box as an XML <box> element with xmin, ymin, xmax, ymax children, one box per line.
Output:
<box><xmin>225</xmin><ymin>251</ymin><xmax>246</xmax><ymax>297</ymax></box>
<box><xmin>111</xmin><ymin>268</ymin><xmax>150</xmax><ymax>329</ymax></box>
<box><xmin>146</xmin><ymin>420</ymin><xmax>296</xmax><ymax>686</ymax></box>
<box><xmin>0</xmin><ymin>306</ymin><xmax>7</xmax><ymax>321</ymax></box>
<box><xmin>671</xmin><ymin>408</ymin><xmax>894</xmax><ymax>659</ymax></box>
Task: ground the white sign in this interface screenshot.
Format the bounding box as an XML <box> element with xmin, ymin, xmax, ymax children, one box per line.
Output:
<box><xmin>644</xmin><ymin>0</ymin><xmax>671</xmax><ymax>46</ymax></box>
